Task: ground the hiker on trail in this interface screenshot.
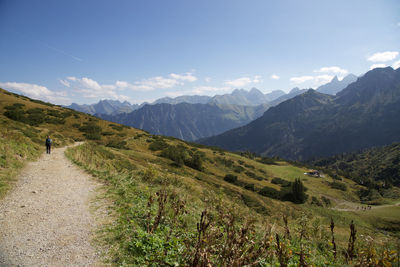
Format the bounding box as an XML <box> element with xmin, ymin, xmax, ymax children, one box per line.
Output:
<box><xmin>45</xmin><ymin>136</ymin><xmax>52</xmax><ymax>154</ymax></box>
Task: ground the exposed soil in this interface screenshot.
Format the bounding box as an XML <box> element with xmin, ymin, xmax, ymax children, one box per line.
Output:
<box><xmin>0</xmin><ymin>144</ymin><xmax>103</xmax><ymax>266</ymax></box>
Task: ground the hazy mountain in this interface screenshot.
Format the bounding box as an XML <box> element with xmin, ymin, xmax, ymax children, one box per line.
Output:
<box><xmin>67</xmin><ymin>100</ymin><xmax>141</xmax><ymax>115</ymax></box>
<box><xmin>98</xmin><ymin>102</ymin><xmax>270</xmax><ymax>141</ymax></box>
<box><xmin>316</xmin><ymin>74</ymin><xmax>358</xmax><ymax>95</ymax></box>
<box><xmin>151</xmin><ymin>88</ymin><xmax>285</xmax><ymax>106</ymax></box>
<box><xmin>152</xmin><ymin>95</ymin><xmax>212</xmax><ymax>105</ymax></box>
<box><xmin>269</xmin><ymin>87</ymin><xmax>308</xmax><ymax>106</ymax></box>
<box><xmin>199</xmin><ymin>67</ymin><xmax>400</xmax><ymax>160</ymax></box>
<box><xmin>265</xmin><ymin>90</ymin><xmax>286</xmax><ymax>101</ymax></box>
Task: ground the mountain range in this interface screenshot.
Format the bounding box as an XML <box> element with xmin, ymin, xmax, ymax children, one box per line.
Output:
<box><xmin>316</xmin><ymin>74</ymin><xmax>358</xmax><ymax>95</ymax></box>
<box><xmin>67</xmin><ymin>73</ymin><xmax>357</xmax><ymax>117</ymax></box>
<box><xmin>67</xmin><ymin>99</ymin><xmax>142</xmax><ymax>115</ymax></box>
<box><xmin>98</xmin><ymin>102</ymin><xmax>270</xmax><ymax>141</ymax></box>
<box><xmin>199</xmin><ymin>67</ymin><xmax>400</xmax><ymax>160</ymax></box>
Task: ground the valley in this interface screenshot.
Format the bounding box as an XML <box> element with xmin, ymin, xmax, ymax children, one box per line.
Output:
<box><xmin>0</xmin><ymin>87</ymin><xmax>399</xmax><ymax>265</ymax></box>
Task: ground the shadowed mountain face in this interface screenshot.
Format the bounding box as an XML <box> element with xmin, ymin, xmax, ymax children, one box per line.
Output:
<box><xmin>98</xmin><ymin>102</ymin><xmax>270</xmax><ymax>141</ymax></box>
<box><xmin>199</xmin><ymin>67</ymin><xmax>400</xmax><ymax>160</ymax></box>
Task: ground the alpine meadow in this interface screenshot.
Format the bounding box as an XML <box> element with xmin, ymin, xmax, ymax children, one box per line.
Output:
<box><xmin>1</xmin><ymin>1</ymin><xmax>400</xmax><ymax>266</ymax></box>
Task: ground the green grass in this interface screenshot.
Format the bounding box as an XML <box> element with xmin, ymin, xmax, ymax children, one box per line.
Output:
<box><xmin>1</xmin><ymin>87</ymin><xmax>399</xmax><ymax>265</ymax></box>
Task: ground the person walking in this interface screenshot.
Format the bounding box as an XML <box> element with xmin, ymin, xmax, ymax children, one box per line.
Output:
<box><xmin>45</xmin><ymin>136</ymin><xmax>52</xmax><ymax>154</ymax></box>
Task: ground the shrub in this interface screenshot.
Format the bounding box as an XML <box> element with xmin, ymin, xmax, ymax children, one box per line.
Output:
<box><xmin>244</xmin><ymin>163</ymin><xmax>255</xmax><ymax>169</ymax></box>
<box><xmin>289</xmin><ymin>178</ymin><xmax>308</xmax><ymax>204</ymax></box>
<box><xmin>4</xmin><ymin>109</ymin><xmax>26</xmax><ymax>122</ymax></box>
<box><xmin>271</xmin><ymin>177</ymin><xmax>291</xmax><ymax>186</ymax></box>
<box><xmin>224</xmin><ymin>174</ymin><xmax>238</xmax><ymax>184</ymax></box>
<box><xmin>26</xmin><ymin>113</ymin><xmax>45</xmax><ymax>126</ymax></box>
<box><xmin>111</xmin><ymin>125</ymin><xmax>124</xmax><ymax>131</ymax></box>
<box><xmin>160</xmin><ymin>145</ymin><xmax>187</xmax><ymax>167</ymax></box>
<box><xmin>149</xmin><ymin>138</ymin><xmax>169</xmax><ymax>151</ymax></box>
<box><xmin>185</xmin><ymin>151</ymin><xmax>205</xmax><ymax>171</ymax></box>
<box><xmin>321</xmin><ymin>196</ymin><xmax>331</xmax><ymax>206</ymax></box>
<box><xmin>244</xmin><ymin>183</ymin><xmax>255</xmax><ymax>191</ymax></box>
<box><xmin>85</xmin><ymin>132</ymin><xmax>101</xmax><ymax>140</ymax></box>
<box><xmin>233</xmin><ymin>165</ymin><xmax>245</xmax><ymax>173</ymax></box>
<box><xmin>311</xmin><ymin>196</ymin><xmax>323</xmax><ymax>206</ymax></box>
<box><xmin>258</xmin><ymin>186</ymin><xmax>281</xmax><ymax>199</ymax></box>
<box><xmin>216</xmin><ymin>157</ymin><xmax>234</xmax><ymax>168</ymax></box>
<box><xmin>245</xmin><ymin>171</ymin><xmax>256</xmax><ymax>178</ymax></box>
<box><xmin>79</xmin><ymin>123</ymin><xmax>102</xmax><ymax>134</ymax></box>
<box><xmin>329</xmin><ymin>181</ymin><xmax>347</xmax><ymax>191</ymax></box>
<box><xmin>106</xmin><ymin>140</ymin><xmax>128</xmax><ymax>149</ymax></box>
<box><xmin>258</xmin><ymin>157</ymin><xmax>278</xmax><ymax>165</ymax></box>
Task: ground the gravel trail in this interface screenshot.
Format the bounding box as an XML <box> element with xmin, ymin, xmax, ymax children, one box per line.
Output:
<box><xmin>0</xmin><ymin>144</ymin><xmax>103</xmax><ymax>266</ymax></box>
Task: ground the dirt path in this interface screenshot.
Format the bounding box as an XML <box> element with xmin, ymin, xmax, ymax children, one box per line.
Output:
<box><xmin>330</xmin><ymin>198</ymin><xmax>400</xmax><ymax>212</ymax></box>
<box><xmin>0</xmin><ymin>144</ymin><xmax>103</xmax><ymax>266</ymax></box>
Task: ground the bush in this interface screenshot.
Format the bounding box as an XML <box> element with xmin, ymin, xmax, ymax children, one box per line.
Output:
<box><xmin>216</xmin><ymin>157</ymin><xmax>234</xmax><ymax>168</ymax></box>
<box><xmin>271</xmin><ymin>177</ymin><xmax>291</xmax><ymax>186</ymax></box>
<box><xmin>149</xmin><ymin>138</ymin><xmax>169</xmax><ymax>151</ymax></box>
<box><xmin>233</xmin><ymin>165</ymin><xmax>245</xmax><ymax>173</ymax></box>
<box><xmin>311</xmin><ymin>196</ymin><xmax>323</xmax><ymax>206</ymax></box>
<box><xmin>289</xmin><ymin>178</ymin><xmax>308</xmax><ymax>204</ymax></box>
<box><xmin>244</xmin><ymin>183</ymin><xmax>255</xmax><ymax>191</ymax></box>
<box><xmin>258</xmin><ymin>157</ymin><xmax>278</xmax><ymax>165</ymax></box>
<box><xmin>245</xmin><ymin>171</ymin><xmax>256</xmax><ymax>178</ymax></box>
<box><xmin>224</xmin><ymin>174</ymin><xmax>238</xmax><ymax>184</ymax></box>
<box><xmin>85</xmin><ymin>132</ymin><xmax>101</xmax><ymax>140</ymax></box>
<box><xmin>4</xmin><ymin>109</ymin><xmax>26</xmax><ymax>122</ymax></box>
<box><xmin>321</xmin><ymin>196</ymin><xmax>331</xmax><ymax>206</ymax></box>
<box><xmin>258</xmin><ymin>186</ymin><xmax>281</xmax><ymax>199</ymax></box>
<box><xmin>329</xmin><ymin>181</ymin><xmax>347</xmax><ymax>191</ymax></box>
<box><xmin>79</xmin><ymin>123</ymin><xmax>102</xmax><ymax>135</ymax></box>
<box><xmin>185</xmin><ymin>151</ymin><xmax>205</xmax><ymax>171</ymax></box>
<box><xmin>160</xmin><ymin>145</ymin><xmax>187</xmax><ymax>167</ymax></box>
<box><xmin>26</xmin><ymin>113</ymin><xmax>45</xmax><ymax>126</ymax></box>
<box><xmin>106</xmin><ymin>140</ymin><xmax>128</xmax><ymax>149</ymax></box>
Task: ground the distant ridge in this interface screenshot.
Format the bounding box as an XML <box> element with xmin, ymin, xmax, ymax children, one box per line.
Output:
<box><xmin>199</xmin><ymin>67</ymin><xmax>400</xmax><ymax>160</ymax></box>
<box><xmin>67</xmin><ymin>99</ymin><xmax>142</xmax><ymax>115</ymax></box>
<box><xmin>98</xmin><ymin>102</ymin><xmax>270</xmax><ymax>141</ymax></box>
<box><xmin>316</xmin><ymin>74</ymin><xmax>357</xmax><ymax>95</ymax></box>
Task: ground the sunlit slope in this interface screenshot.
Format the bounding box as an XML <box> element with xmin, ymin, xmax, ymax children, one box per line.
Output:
<box><xmin>1</xmin><ymin>88</ymin><xmax>399</xmax><ymax>265</ymax></box>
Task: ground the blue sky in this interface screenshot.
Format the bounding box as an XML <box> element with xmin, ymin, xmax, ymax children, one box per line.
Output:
<box><xmin>1</xmin><ymin>0</ymin><xmax>400</xmax><ymax>105</ymax></box>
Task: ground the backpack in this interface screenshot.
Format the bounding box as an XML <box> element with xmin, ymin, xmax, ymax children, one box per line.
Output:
<box><xmin>46</xmin><ymin>138</ymin><xmax>52</xmax><ymax>145</ymax></box>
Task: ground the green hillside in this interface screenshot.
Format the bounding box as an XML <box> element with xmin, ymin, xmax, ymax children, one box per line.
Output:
<box><xmin>311</xmin><ymin>143</ymin><xmax>400</xmax><ymax>204</ymax></box>
<box><xmin>1</xmin><ymin>88</ymin><xmax>399</xmax><ymax>266</ymax></box>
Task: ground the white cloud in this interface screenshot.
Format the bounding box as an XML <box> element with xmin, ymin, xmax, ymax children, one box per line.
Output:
<box><xmin>392</xmin><ymin>60</ymin><xmax>400</xmax><ymax>70</ymax></box>
<box><xmin>367</xmin><ymin>51</ymin><xmax>399</xmax><ymax>62</ymax></box>
<box><xmin>204</xmin><ymin>77</ymin><xmax>211</xmax><ymax>83</ymax></box>
<box><xmin>0</xmin><ymin>82</ymin><xmax>70</xmax><ymax>104</ymax></box>
<box><xmin>313</xmin><ymin>66</ymin><xmax>348</xmax><ymax>75</ymax></box>
<box><xmin>270</xmin><ymin>74</ymin><xmax>280</xmax><ymax>80</ymax></box>
<box><xmin>290</xmin><ymin>76</ymin><xmax>314</xmax><ymax>84</ymax></box>
<box><xmin>169</xmin><ymin>73</ymin><xmax>197</xmax><ymax>82</ymax></box>
<box><xmin>59</xmin><ymin>79</ymin><xmax>70</xmax><ymax>87</ymax></box>
<box><xmin>119</xmin><ymin>72</ymin><xmax>198</xmax><ymax>91</ymax></box>
<box><xmin>58</xmin><ymin>72</ymin><xmax>197</xmax><ymax>103</ymax></box>
<box><xmin>166</xmin><ymin>86</ymin><xmax>231</xmax><ymax>97</ymax></box>
<box><xmin>62</xmin><ymin>76</ymin><xmax>127</xmax><ymax>100</ymax></box>
<box><xmin>225</xmin><ymin>76</ymin><xmax>261</xmax><ymax>88</ymax></box>
<box><xmin>290</xmin><ymin>75</ymin><xmax>334</xmax><ymax>86</ymax></box>
<box><xmin>369</xmin><ymin>63</ymin><xmax>386</xmax><ymax>70</ymax></box>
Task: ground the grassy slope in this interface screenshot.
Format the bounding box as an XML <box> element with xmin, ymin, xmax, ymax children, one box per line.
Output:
<box><xmin>1</xmin><ymin>88</ymin><xmax>399</xmax><ymax>265</ymax></box>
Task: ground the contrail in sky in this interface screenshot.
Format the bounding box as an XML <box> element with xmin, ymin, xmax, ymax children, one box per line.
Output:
<box><xmin>13</xmin><ymin>30</ymin><xmax>82</xmax><ymax>62</ymax></box>
<box><xmin>40</xmin><ymin>42</ymin><xmax>82</xmax><ymax>62</ymax></box>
